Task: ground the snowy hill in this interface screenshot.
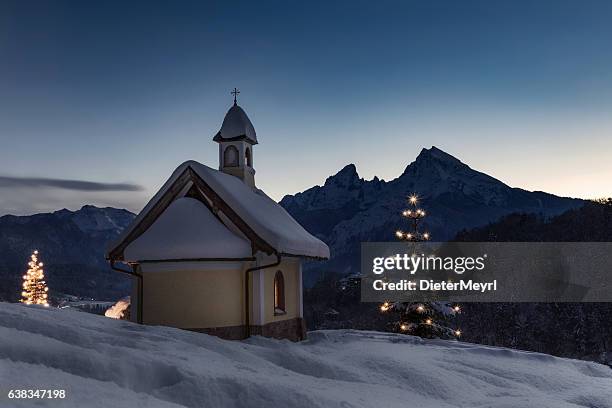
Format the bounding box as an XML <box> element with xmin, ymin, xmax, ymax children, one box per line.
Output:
<box><xmin>280</xmin><ymin>146</ymin><xmax>584</xmax><ymax>283</ymax></box>
<box><xmin>1</xmin><ymin>303</ymin><xmax>611</xmax><ymax>408</ymax></box>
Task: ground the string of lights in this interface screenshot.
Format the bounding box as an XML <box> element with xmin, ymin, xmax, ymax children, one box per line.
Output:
<box><xmin>381</xmin><ymin>195</ymin><xmax>462</xmax><ymax>339</ymax></box>
<box><xmin>395</xmin><ymin>195</ymin><xmax>431</xmax><ymax>241</ymax></box>
<box><xmin>20</xmin><ymin>250</ymin><xmax>49</xmax><ymax>307</ymax></box>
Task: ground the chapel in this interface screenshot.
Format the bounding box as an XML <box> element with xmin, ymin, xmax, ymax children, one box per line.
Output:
<box><xmin>106</xmin><ymin>92</ymin><xmax>329</xmax><ymax>341</ymax></box>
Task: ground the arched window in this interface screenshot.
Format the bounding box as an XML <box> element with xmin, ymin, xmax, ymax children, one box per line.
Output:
<box><xmin>223</xmin><ymin>145</ymin><xmax>239</xmax><ymax>167</ymax></box>
<box><xmin>245</xmin><ymin>147</ymin><xmax>252</xmax><ymax>167</ymax></box>
<box><xmin>274</xmin><ymin>270</ymin><xmax>285</xmax><ymax>314</ymax></box>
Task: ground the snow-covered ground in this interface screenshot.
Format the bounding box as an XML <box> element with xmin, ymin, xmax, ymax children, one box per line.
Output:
<box><xmin>1</xmin><ymin>303</ymin><xmax>611</xmax><ymax>408</ymax></box>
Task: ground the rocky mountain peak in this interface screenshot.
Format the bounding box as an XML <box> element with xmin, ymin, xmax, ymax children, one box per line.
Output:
<box><xmin>324</xmin><ymin>164</ymin><xmax>361</xmax><ymax>188</ymax></box>
<box><xmin>417</xmin><ymin>146</ymin><xmax>462</xmax><ymax>163</ymax></box>
<box><xmin>404</xmin><ymin>146</ymin><xmax>464</xmax><ymax>174</ymax></box>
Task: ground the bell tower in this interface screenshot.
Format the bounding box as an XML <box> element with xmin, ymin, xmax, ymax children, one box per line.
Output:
<box><xmin>213</xmin><ymin>88</ymin><xmax>258</xmax><ymax>187</ymax></box>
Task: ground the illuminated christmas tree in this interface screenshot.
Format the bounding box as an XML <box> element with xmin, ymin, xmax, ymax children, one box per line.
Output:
<box><xmin>382</xmin><ymin>195</ymin><xmax>461</xmax><ymax>339</ymax></box>
<box><xmin>20</xmin><ymin>250</ymin><xmax>50</xmax><ymax>307</ymax></box>
<box><xmin>395</xmin><ymin>194</ymin><xmax>431</xmax><ymax>242</ymax></box>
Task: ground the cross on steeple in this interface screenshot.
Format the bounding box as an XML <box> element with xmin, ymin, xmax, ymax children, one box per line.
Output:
<box><xmin>231</xmin><ymin>87</ymin><xmax>240</xmax><ymax>105</ymax></box>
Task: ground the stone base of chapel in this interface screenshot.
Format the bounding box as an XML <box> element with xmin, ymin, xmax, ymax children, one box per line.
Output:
<box><xmin>250</xmin><ymin>317</ymin><xmax>307</xmax><ymax>342</ymax></box>
<box><xmin>188</xmin><ymin>317</ymin><xmax>306</xmax><ymax>342</ymax></box>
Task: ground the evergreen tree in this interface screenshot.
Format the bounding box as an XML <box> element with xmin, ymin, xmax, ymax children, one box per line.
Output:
<box><xmin>380</xmin><ymin>195</ymin><xmax>461</xmax><ymax>339</ymax></box>
<box><xmin>20</xmin><ymin>250</ymin><xmax>49</xmax><ymax>306</ymax></box>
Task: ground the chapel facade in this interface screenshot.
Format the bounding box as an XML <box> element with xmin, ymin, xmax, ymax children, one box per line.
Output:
<box><xmin>106</xmin><ymin>95</ymin><xmax>329</xmax><ymax>341</ymax></box>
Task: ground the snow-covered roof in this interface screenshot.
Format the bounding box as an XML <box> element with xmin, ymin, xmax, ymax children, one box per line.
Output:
<box><xmin>107</xmin><ymin>161</ymin><xmax>330</xmax><ymax>261</ymax></box>
<box><xmin>124</xmin><ymin>197</ymin><xmax>252</xmax><ymax>261</ymax></box>
<box><xmin>213</xmin><ymin>104</ymin><xmax>258</xmax><ymax>145</ymax></box>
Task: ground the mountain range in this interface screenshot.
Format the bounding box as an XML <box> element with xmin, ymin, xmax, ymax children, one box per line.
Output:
<box><xmin>280</xmin><ymin>146</ymin><xmax>584</xmax><ymax>283</ymax></box>
<box><xmin>0</xmin><ymin>205</ymin><xmax>134</xmax><ymax>302</ymax></box>
<box><xmin>0</xmin><ymin>147</ymin><xmax>585</xmax><ymax>299</ymax></box>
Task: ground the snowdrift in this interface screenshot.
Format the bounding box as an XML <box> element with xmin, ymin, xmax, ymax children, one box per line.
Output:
<box><xmin>1</xmin><ymin>303</ymin><xmax>611</xmax><ymax>408</ymax></box>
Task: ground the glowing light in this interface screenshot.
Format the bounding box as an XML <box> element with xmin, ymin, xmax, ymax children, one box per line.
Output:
<box><xmin>416</xmin><ymin>305</ymin><xmax>425</xmax><ymax>312</ymax></box>
<box><xmin>425</xmin><ymin>318</ymin><xmax>432</xmax><ymax>325</ymax></box>
<box><xmin>455</xmin><ymin>329</ymin><xmax>462</xmax><ymax>337</ymax></box>
<box><xmin>423</xmin><ymin>233</ymin><xmax>430</xmax><ymax>240</ymax></box>
<box><xmin>453</xmin><ymin>305</ymin><xmax>461</xmax><ymax>313</ymax></box>
<box><xmin>105</xmin><ymin>298</ymin><xmax>130</xmax><ymax>319</ymax></box>
<box><xmin>395</xmin><ymin>230</ymin><xmax>404</xmax><ymax>238</ymax></box>
<box><xmin>20</xmin><ymin>250</ymin><xmax>49</xmax><ymax>307</ymax></box>
<box><xmin>409</xmin><ymin>195</ymin><xmax>418</xmax><ymax>204</ymax></box>
<box><xmin>400</xmin><ymin>323</ymin><xmax>409</xmax><ymax>331</ymax></box>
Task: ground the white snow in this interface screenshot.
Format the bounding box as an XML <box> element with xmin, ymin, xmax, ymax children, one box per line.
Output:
<box><xmin>199</xmin><ymin>161</ymin><xmax>329</xmax><ymax>258</ymax></box>
<box><xmin>215</xmin><ymin>104</ymin><xmax>258</xmax><ymax>144</ymax></box>
<box><xmin>124</xmin><ymin>197</ymin><xmax>251</xmax><ymax>261</ymax></box>
<box><xmin>109</xmin><ymin>161</ymin><xmax>330</xmax><ymax>260</ymax></box>
<box><xmin>1</xmin><ymin>302</ymin><xmax>611</xmax><ymax>408</ymax></box>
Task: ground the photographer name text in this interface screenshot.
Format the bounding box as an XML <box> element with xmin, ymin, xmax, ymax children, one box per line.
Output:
<box><xmin>373</xmin><ymin>279</ymin><xmax>497</xmax><ymax>293</ymax></box>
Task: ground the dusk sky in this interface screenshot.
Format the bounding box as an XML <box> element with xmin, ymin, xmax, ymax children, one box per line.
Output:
<box><xmin>1</xmin><ymin>0</ymin><xmax>612</xmax><ymax>215</ymax></box>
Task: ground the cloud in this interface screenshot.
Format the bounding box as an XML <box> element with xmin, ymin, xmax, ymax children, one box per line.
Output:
<box><xmin>0</xmin><ymin>176</ymin><xmax>144</xmax><ymax>192</ymax></box>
